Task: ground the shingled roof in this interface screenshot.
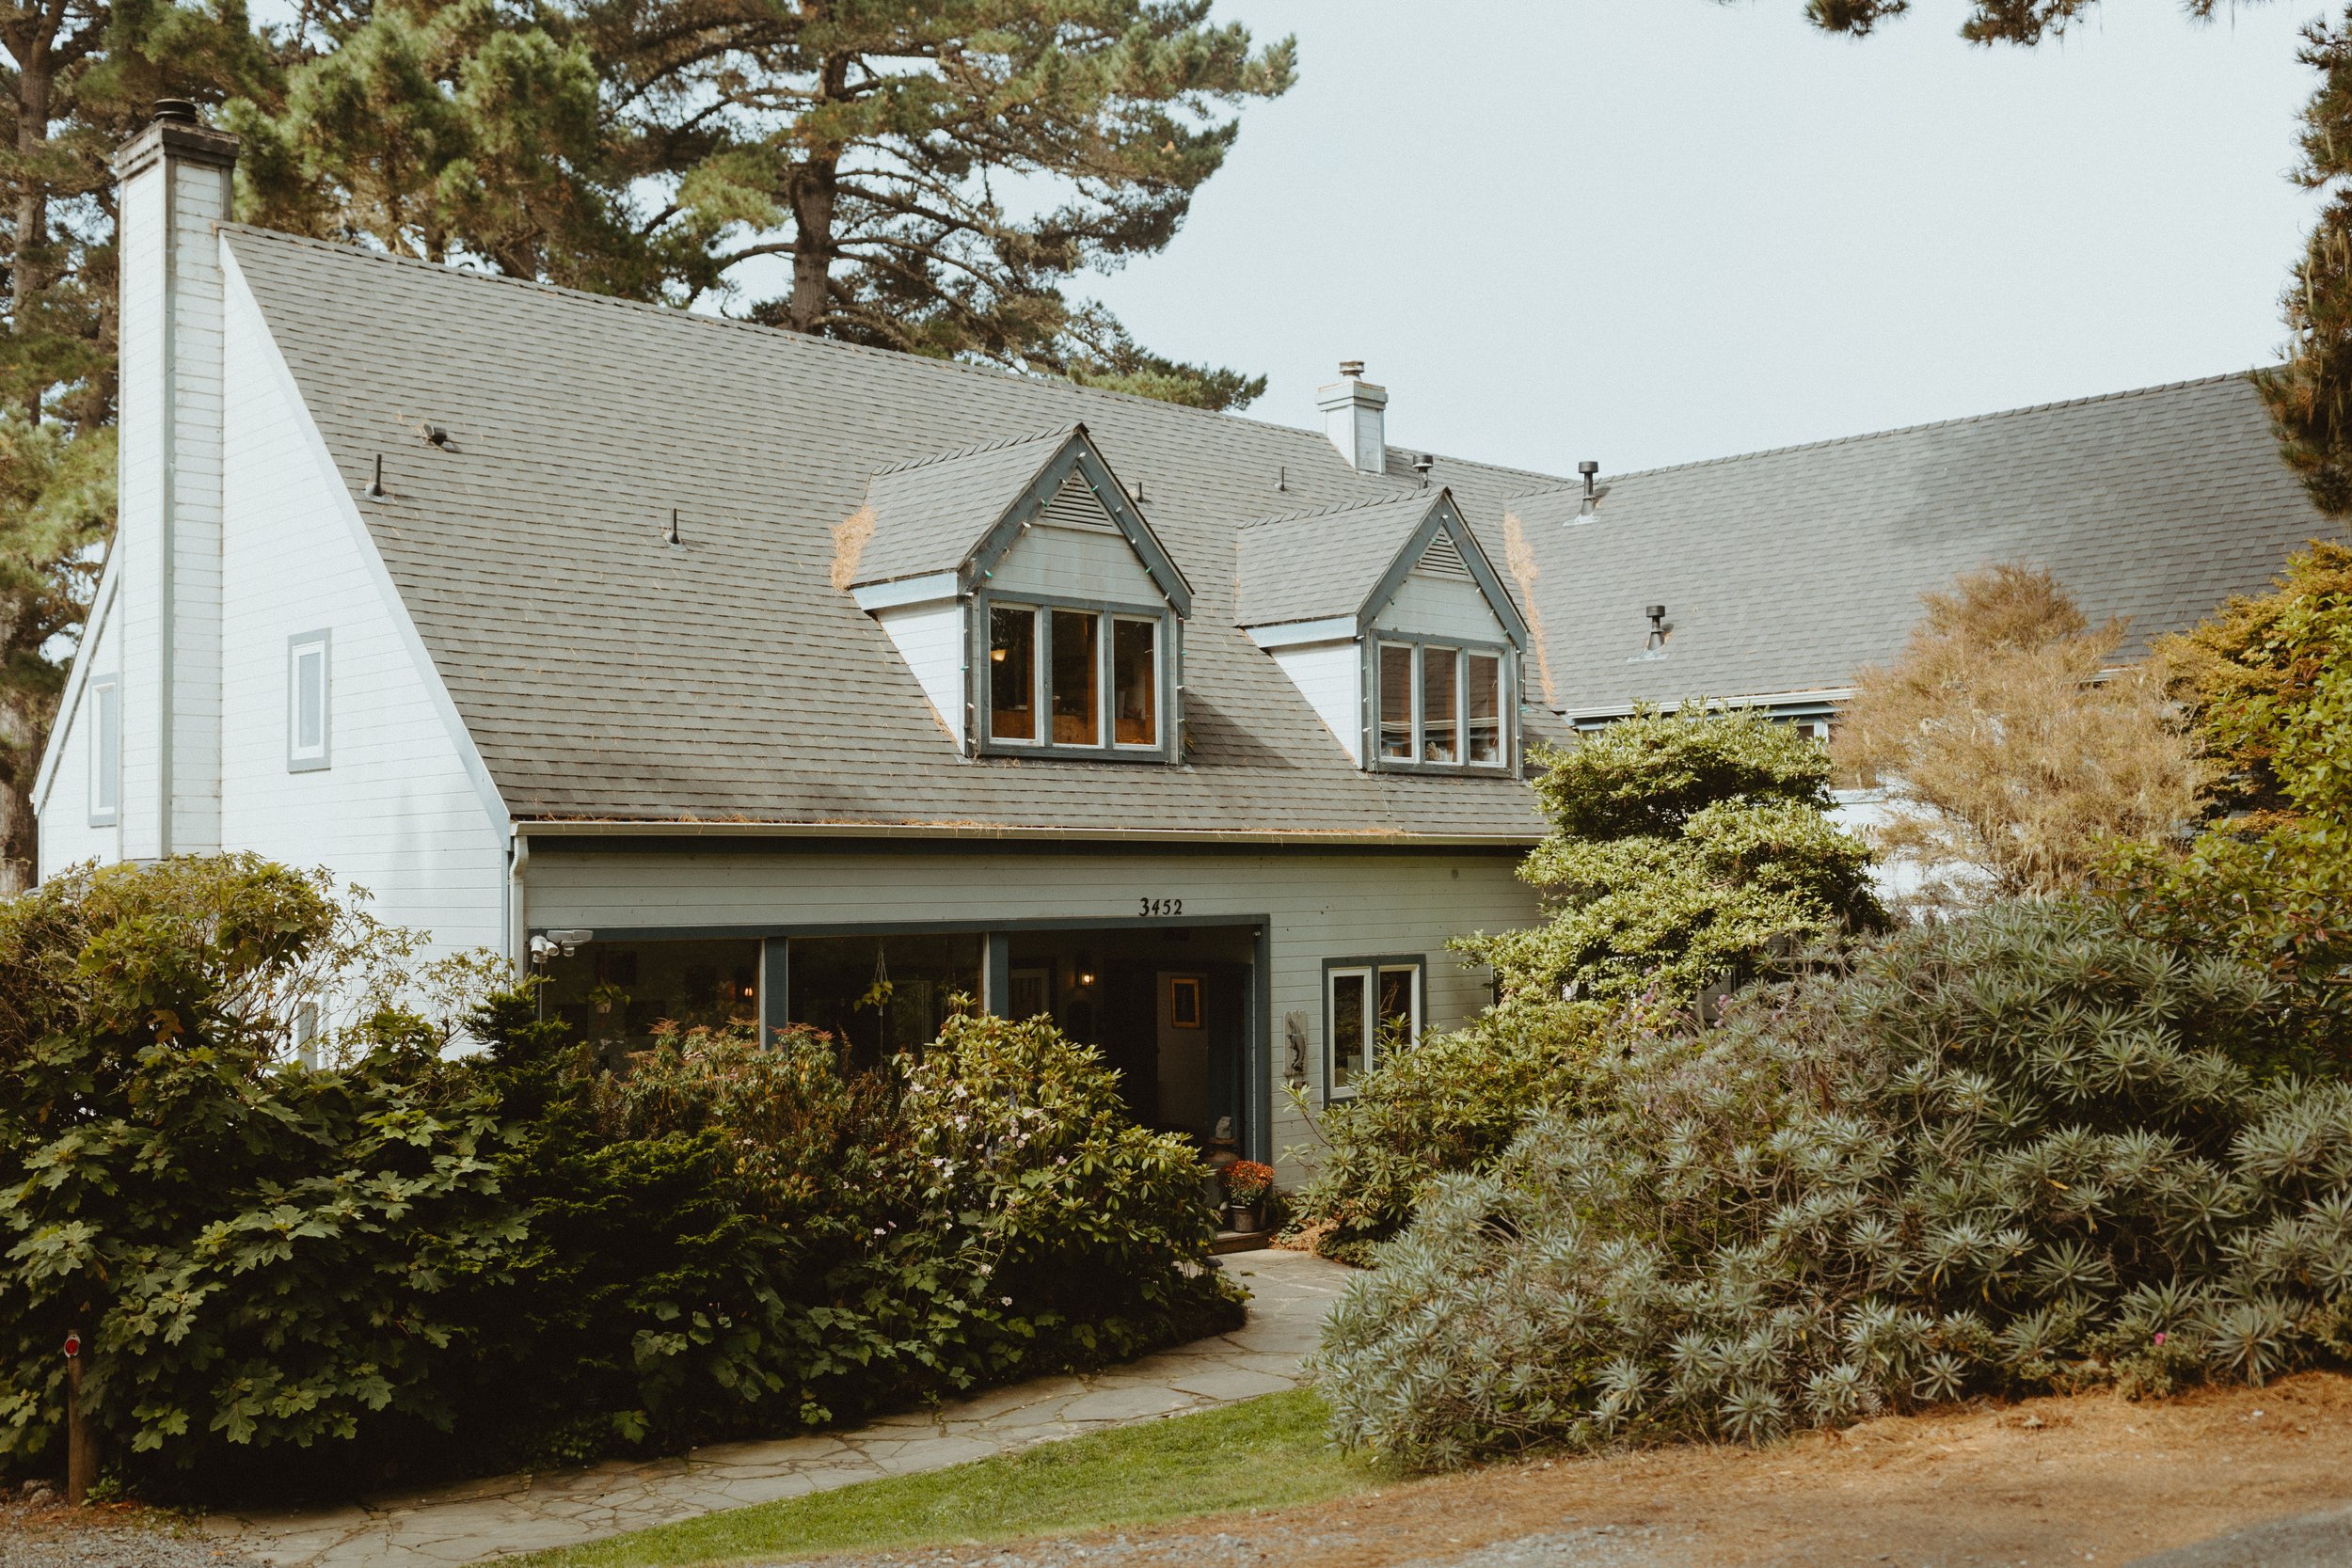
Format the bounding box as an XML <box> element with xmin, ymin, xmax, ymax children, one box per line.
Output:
<box><xmin>222</xmin><ymin>227</ymin><xmax>1559</xmax><ymax>840</ymax></box>
<box><xmin>220</xmin><ymin>224</ymin><xmax>2341</xmax><ymax>834</ymax></box>
<box><xmin>1500</xmin><ymin>373</ymin><xmax>2344</xmax><ymax>720</ymax></box>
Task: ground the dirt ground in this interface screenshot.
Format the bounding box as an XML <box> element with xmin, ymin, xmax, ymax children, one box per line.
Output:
<box><xmin>809</xmin><ymin>1371</ymin><xmax>2352</xmax><ymax>1568</ymax></box>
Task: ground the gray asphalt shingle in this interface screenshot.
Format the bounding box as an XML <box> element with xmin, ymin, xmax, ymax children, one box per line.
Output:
<box><xmin>225</xmin><ymin>227</ymin><xmax>2342</xmax><ymax>833</ymax></box>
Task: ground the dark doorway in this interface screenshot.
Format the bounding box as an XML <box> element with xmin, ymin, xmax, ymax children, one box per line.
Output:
<box><xmin>1003</xmin><ymin>926</ymin><xmax>1257</xmax><ymax>1150</ymax></box>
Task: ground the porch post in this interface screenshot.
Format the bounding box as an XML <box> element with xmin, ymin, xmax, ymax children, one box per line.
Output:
<box><xmin>759</xmin><ymin>937</ymin><xmax>788</xmax><ymax>1045</ymax></box>
<box><xmin>982</xmin><ymin>931</ymin><xmax>1010</xmax><ymax>1015</ymax></box>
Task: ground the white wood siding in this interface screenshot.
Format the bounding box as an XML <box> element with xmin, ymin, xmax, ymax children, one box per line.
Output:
<box><xmin>1265</xmin><ymin>640</ymin><xmax>1361</xmax><ymax>763</ymax></box>
<box><xmin>36</xmin><ymin>600</ymin><xmax>122</xmax><ymax>876</ymax></box>
<box><xmin>525</xmin><ymin>845</ymin><xmax>1540</xmax><ymax>1183</ymax></box>
<box><xmin>1375</xmin><ymin>574</ymin><xmax>1508</xmax><ymax>644</ymax></box>
<box><xmin>215</xmin><ymin>252</ymin><xmax>507</xmax><ymax>958</ymax></box>
<box><xmin>991</xmin><ymin>509</ymin><xmax>1160</xmax><ymax>602</ymax></box>
<box><xmin>873</xmin><ymin>598</ymin><xmax>966</xmax><ymax>745</ymax></box>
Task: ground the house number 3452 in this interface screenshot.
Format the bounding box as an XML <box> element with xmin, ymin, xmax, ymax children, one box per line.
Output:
<box><xmin>1138</xmin><ymin>897</ymin><xmax>1184</xmax><ymax>917</ymax></box>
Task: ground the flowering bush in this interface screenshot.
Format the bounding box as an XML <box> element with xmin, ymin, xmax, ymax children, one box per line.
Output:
<box><xmin>1222</xmin><ymin>1162</ymin><xmax>1275</xmax><ymax>1206</ymax></box>
<box><xmin>1315</xmin><ymin>897</ymin><xmax>2352</xmax><ymax>1469</ymax></box>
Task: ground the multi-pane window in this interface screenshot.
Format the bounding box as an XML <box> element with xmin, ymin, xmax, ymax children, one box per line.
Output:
<box><xmin>1113</xmin><ymin>618</ymin><xmax>1157</xmax><ymax>746</ymax></box>
<box><xmin>1374</xmin><ymin>640</ymin><xmax>1508</xmax><ymax>771</ymax></box>
<box><xmin>1327</xmin><ymin>958</ymin><xmax>1422</xmax><ymax>1096</ymax></box>
<box><xmin>287</xmin><ymin>631</ymin><xmax>330</xmax><ymax>772</ymax></box>
<box><xmin>1378</xmin><ymin>643</ymin><xmax>1413</xmax><ymax>760</ymax></box>
<box><xmin>989</xmin><ymin>605</ymin><xmax>1037</xmax><ymax>740</ymax></box>
<box><xmin>88</xmin><ymin>677</ymin><xmax>120</xmax><ymax>824</ymax></box>
<box><xmin>985</xmin><ymin>600</ymin><xmax>1168</xmax><ymax>755</ymax></box>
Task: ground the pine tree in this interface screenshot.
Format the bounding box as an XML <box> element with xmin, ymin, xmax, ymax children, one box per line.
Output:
<box><xmin>1</xmin><ymin>0</ymin><xmax>278</xmax><ymax>890</ymax></box>
<box><xmin>231</xmin><ymin>0</ymin><xmax>1296</xmax><ymax>408</ymax></box>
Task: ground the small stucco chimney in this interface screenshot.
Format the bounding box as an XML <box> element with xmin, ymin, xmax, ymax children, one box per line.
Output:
<box><xmin>112</xmin><ymin>101</ymin><xmax>240</xmax><ymax>858</ymax></box>
<box><xmin>1316</xmin><ymin>361</ymin><xmax>1388</xmax><ymax>475</ymax></box>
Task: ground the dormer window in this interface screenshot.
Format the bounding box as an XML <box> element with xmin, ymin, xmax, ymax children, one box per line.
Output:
<box><xmin>984</xmin><ymin>600</ymin><xmax>1166</xmax><ymax>754</ymax></box>
<box><xmin>1237</xmin><ymin>488</ymin><xmax>1528</xmax><ymax>774</ymax></box>
<box><xmin>1376</xmin><ymin>640</ymin><xmax>1507</xmax><ymax>770</ymax></box>
<box><xmin>840</xmin><ymin>424</ymin><xmax>1190</xmax><ymax>764</ymax></box>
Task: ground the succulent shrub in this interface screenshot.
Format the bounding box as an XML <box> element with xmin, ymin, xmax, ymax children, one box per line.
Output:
<box><xmin>1314</xmin><ymin>897</ymin><xmax>2352</xmax><ymax>1469</ymax></box>
<box><xmin>1288</xmin><ymin>1000</ymin><xmax>1615</xmax><ymax>1266</ymax></box>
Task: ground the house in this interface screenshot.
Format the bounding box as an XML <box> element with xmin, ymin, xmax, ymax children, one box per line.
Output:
<box><xmin>31</xmin><ymin>107</ymin><xmax>2344</xmax><ymax>1175</ymax></box>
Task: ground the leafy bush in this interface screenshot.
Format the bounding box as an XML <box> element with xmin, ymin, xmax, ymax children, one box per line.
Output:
<box><xmin>1287</xmin><ymin>1002</ymin><xmax>1613</xmax><ymax>1266</ymax></box>
<box><xmin>1463</xmin><ymin>705</ymin><xmax>1883</xmax><ymax>1006</ymax></box>
<box><xmin>1314</xmin><ymin>898</ymin><xmax>2352</xmax><ymax>1469</ymax></box>
<box><xmin>0</xmin><ymin>860</ymin><xmax>1237</xmax><ymax>1497</ymax></box>
<box><xmin>0</xmin><ymin>859</ymin><xmax>535</xmax><ymax>1491</ymax></box>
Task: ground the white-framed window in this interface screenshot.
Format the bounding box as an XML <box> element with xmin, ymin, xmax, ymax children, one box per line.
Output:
<box><xmin>287</xmin><ymin>630</ymin><xmax>331</xmax><ymax>772</ymax></box>
<box><xmin>87</xmin><ymin>676</ymin><xmax>120</xmax><ymax>826</ymax></box>
<box><xmin>1326</xmin><ymin>957</ymin><xmax>1422</xmax><ymax>1098</ymax></box>
<box><xmin>1372</xmin><ymin>639</ymin><xmax>1509</xmax><ymax>773</ymax></box>
<box><xmin>982</xmin><ymin>595</ymin><xmax>1169</xmax><ymax>758</ymax></box>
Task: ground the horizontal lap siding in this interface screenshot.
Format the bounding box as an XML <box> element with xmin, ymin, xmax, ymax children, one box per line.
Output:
<box><xmin>1376</xmin><ymin>574</ymin><xmax>1508</xmax><ymax>643</ymax></box>
<box><xmin>37</xmin><ymin>609</ymin><xmax>121</xmax><ymax>876</ymax></box>
<box><xmin>525</xmin><ymin>845</ymin><xmax>1541</xmax><ymax>1182</ymax></box>
<box><xmin>217</xmin><ymin>264</ymin><xmax>505</xmax><ymax>957</ymax></box>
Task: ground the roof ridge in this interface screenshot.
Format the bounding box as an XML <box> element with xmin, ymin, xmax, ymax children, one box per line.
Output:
<box><xmin>1238</xmin><ymin>489</ymin><xmax>1441</xmax><ymax>530</ymax></box>
<box><xmin>218</xmin><ymin>224</ymin><xmax>1563</xmax><ymax>476</ymax></box>
<box><xmin>1546</xmin><ymin>372</ymin><xmax>2261</xmax><ymax>490</ymax></box>
<box><xmin>870</xmin><ymin>424</ymin><xmax>1079</xmax><ymax>475</ymax></box>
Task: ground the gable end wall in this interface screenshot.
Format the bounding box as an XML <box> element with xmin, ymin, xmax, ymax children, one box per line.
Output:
<box><xmin>215</xmin><ymin>246</ymin><xmax>506</xmax><ymax>958</ymax></box>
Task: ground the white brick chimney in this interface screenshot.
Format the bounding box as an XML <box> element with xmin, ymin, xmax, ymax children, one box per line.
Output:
<box><xmin>111</xmin><ymin>101</ymin><xmax>238</xmax><ymax>859</ymax></box>
<box><xmin>1316</xmin><ymin>360</ymin><xmax>1388</xmax><ymax>474</ymax></box>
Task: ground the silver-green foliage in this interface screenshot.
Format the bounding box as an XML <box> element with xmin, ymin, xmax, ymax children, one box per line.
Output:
<box><xmin>1314</xmin><ymin>898</ymin><xmax>2352</xmax><ymax>1468</ymax></box>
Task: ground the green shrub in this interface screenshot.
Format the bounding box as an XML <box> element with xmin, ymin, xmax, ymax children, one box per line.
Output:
<box><xmin>0</xmin><ymin>860</ymin><xmax>1237</xmax><ymax>1497</ymax></box>
<box><xmin>1314</xmin><ymin>897</ymin><xmax>2352</xmax><ymax>1469</ymax></box>
<box><xmin>0</xmin><ymin>859</ymin><xmax>533</xmax><ymax>1491</ymax></box>
<box><xmin>1288</xmin><ymin>1002</ymin><xmax>1613</xmax><ymax>1266</ymax></box>
<box><xmin>1462</xmin><ymin>705</ymin><xmax>1883</xmax><ymax>1007</ymax></box>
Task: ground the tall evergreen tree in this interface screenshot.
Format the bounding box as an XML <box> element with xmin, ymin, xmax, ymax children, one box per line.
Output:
<box><xmin>232</xmin><ymin>0</ymin><xmax>1295</xmax><ymax>407</ymax></box>
<box><xmin>1</xmin><ymin>0</ymin><xmax>277</xmax><ymax>891</ymax></box>
<box><xmin>1777</xmin><ymin>0</ymin><xmax>2352</xmax><ymax>518</ymax></box>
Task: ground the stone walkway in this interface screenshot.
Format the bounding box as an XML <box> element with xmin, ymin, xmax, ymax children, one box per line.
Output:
<box><xmin>204</xmin><ymin>1250</ymin><xmax>1353</xmax><ymax>1568</ymax></box>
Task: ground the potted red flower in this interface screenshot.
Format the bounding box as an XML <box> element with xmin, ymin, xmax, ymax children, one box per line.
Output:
<box><xmin>1222</xmin><ymin>1160</ymin><xmax>1275</xmax><ymax>1233</ymax></box>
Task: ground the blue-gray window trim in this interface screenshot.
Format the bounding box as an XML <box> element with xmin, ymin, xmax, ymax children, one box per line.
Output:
<box><xmin>87</xmin><ymin>674</ymin><xmax>121</xmax><ymax>827</ymax></box>
<box><xmin>1321</xmin><ymin>953</ymin><xmax>1425</xmax><ymax>1102</ymax></box>
<box><xmin>1352</xmin><ymin>493</ymin><xmax>1529</xmax><ymax>649</ymax></box>
<box><xmin>970</xmin><ymin>588</ymin><xmax>1181</xmax><ymax>763</ymax></box>
<box><xmin>962</xmin><ymin>427</ymin><xmax>1193</xmax><ymax>618</ymax></box>
<box><xmin>1363</xmin><ymin>633</ymin><xmax>1518</xmax><ymax>776</ymax></box>
<box><xmin>287</xmin><ymin>628</ymin><xmax>332</xmax><ymax>773</ymax></box>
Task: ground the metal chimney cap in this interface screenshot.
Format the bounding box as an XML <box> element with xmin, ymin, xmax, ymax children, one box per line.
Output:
<box><xmin>1338</xmin><ymin>359</ymin><xmax>1365</xmax><ymax>378</ymax></box>
<box><xmin>153</xmin><ymin>98</ymin><xmax>200</xmax><ymax>124</ymax></box>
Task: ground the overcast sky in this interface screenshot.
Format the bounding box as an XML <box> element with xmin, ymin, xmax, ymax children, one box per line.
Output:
<box><xmin>1087</xmin><ymin>0</ymin><xmax>2324</xmax><ymax>477</ymax></box>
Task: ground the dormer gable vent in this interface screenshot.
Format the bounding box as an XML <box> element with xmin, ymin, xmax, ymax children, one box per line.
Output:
<box><xmin>1415</xmin><ymin>530</ymin><xmax>1472</xmax><ymax>581</ymax></box>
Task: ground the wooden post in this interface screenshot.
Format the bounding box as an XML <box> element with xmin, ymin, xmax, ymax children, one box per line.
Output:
<box><xmin>64</xmin><ymin>1329</ymin><xmax>95</xmax><ymax>1505</ymax></box>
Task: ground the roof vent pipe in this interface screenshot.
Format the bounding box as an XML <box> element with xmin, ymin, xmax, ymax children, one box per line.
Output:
<box><xmin>1316</xmin><ymin>360</ymin><xmax>1388</xmax><ymax>475</ymax></box>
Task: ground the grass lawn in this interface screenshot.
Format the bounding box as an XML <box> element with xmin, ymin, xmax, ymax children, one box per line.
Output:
<box><xmin>512</xmin><ymin>1388</ymin><xmax>1383</xmax><ymax>1568</ymax></box>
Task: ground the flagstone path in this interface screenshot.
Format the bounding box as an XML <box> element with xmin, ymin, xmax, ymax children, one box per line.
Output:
<box><xmin>203</xmin><ymin>1250</ymin><xmax>1353</xmax><ymax>1568</ymax></box>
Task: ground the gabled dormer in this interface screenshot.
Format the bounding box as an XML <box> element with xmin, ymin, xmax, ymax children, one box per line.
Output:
<box><xmin>840</xmin><ymin>425</ymin><xmax>1191</xmax><ymax>761</ymax></box>
<box><xmin>1235</xmin><ymin>489</ymin><xmax>1527</xmax><ymax>772</ymax></box>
